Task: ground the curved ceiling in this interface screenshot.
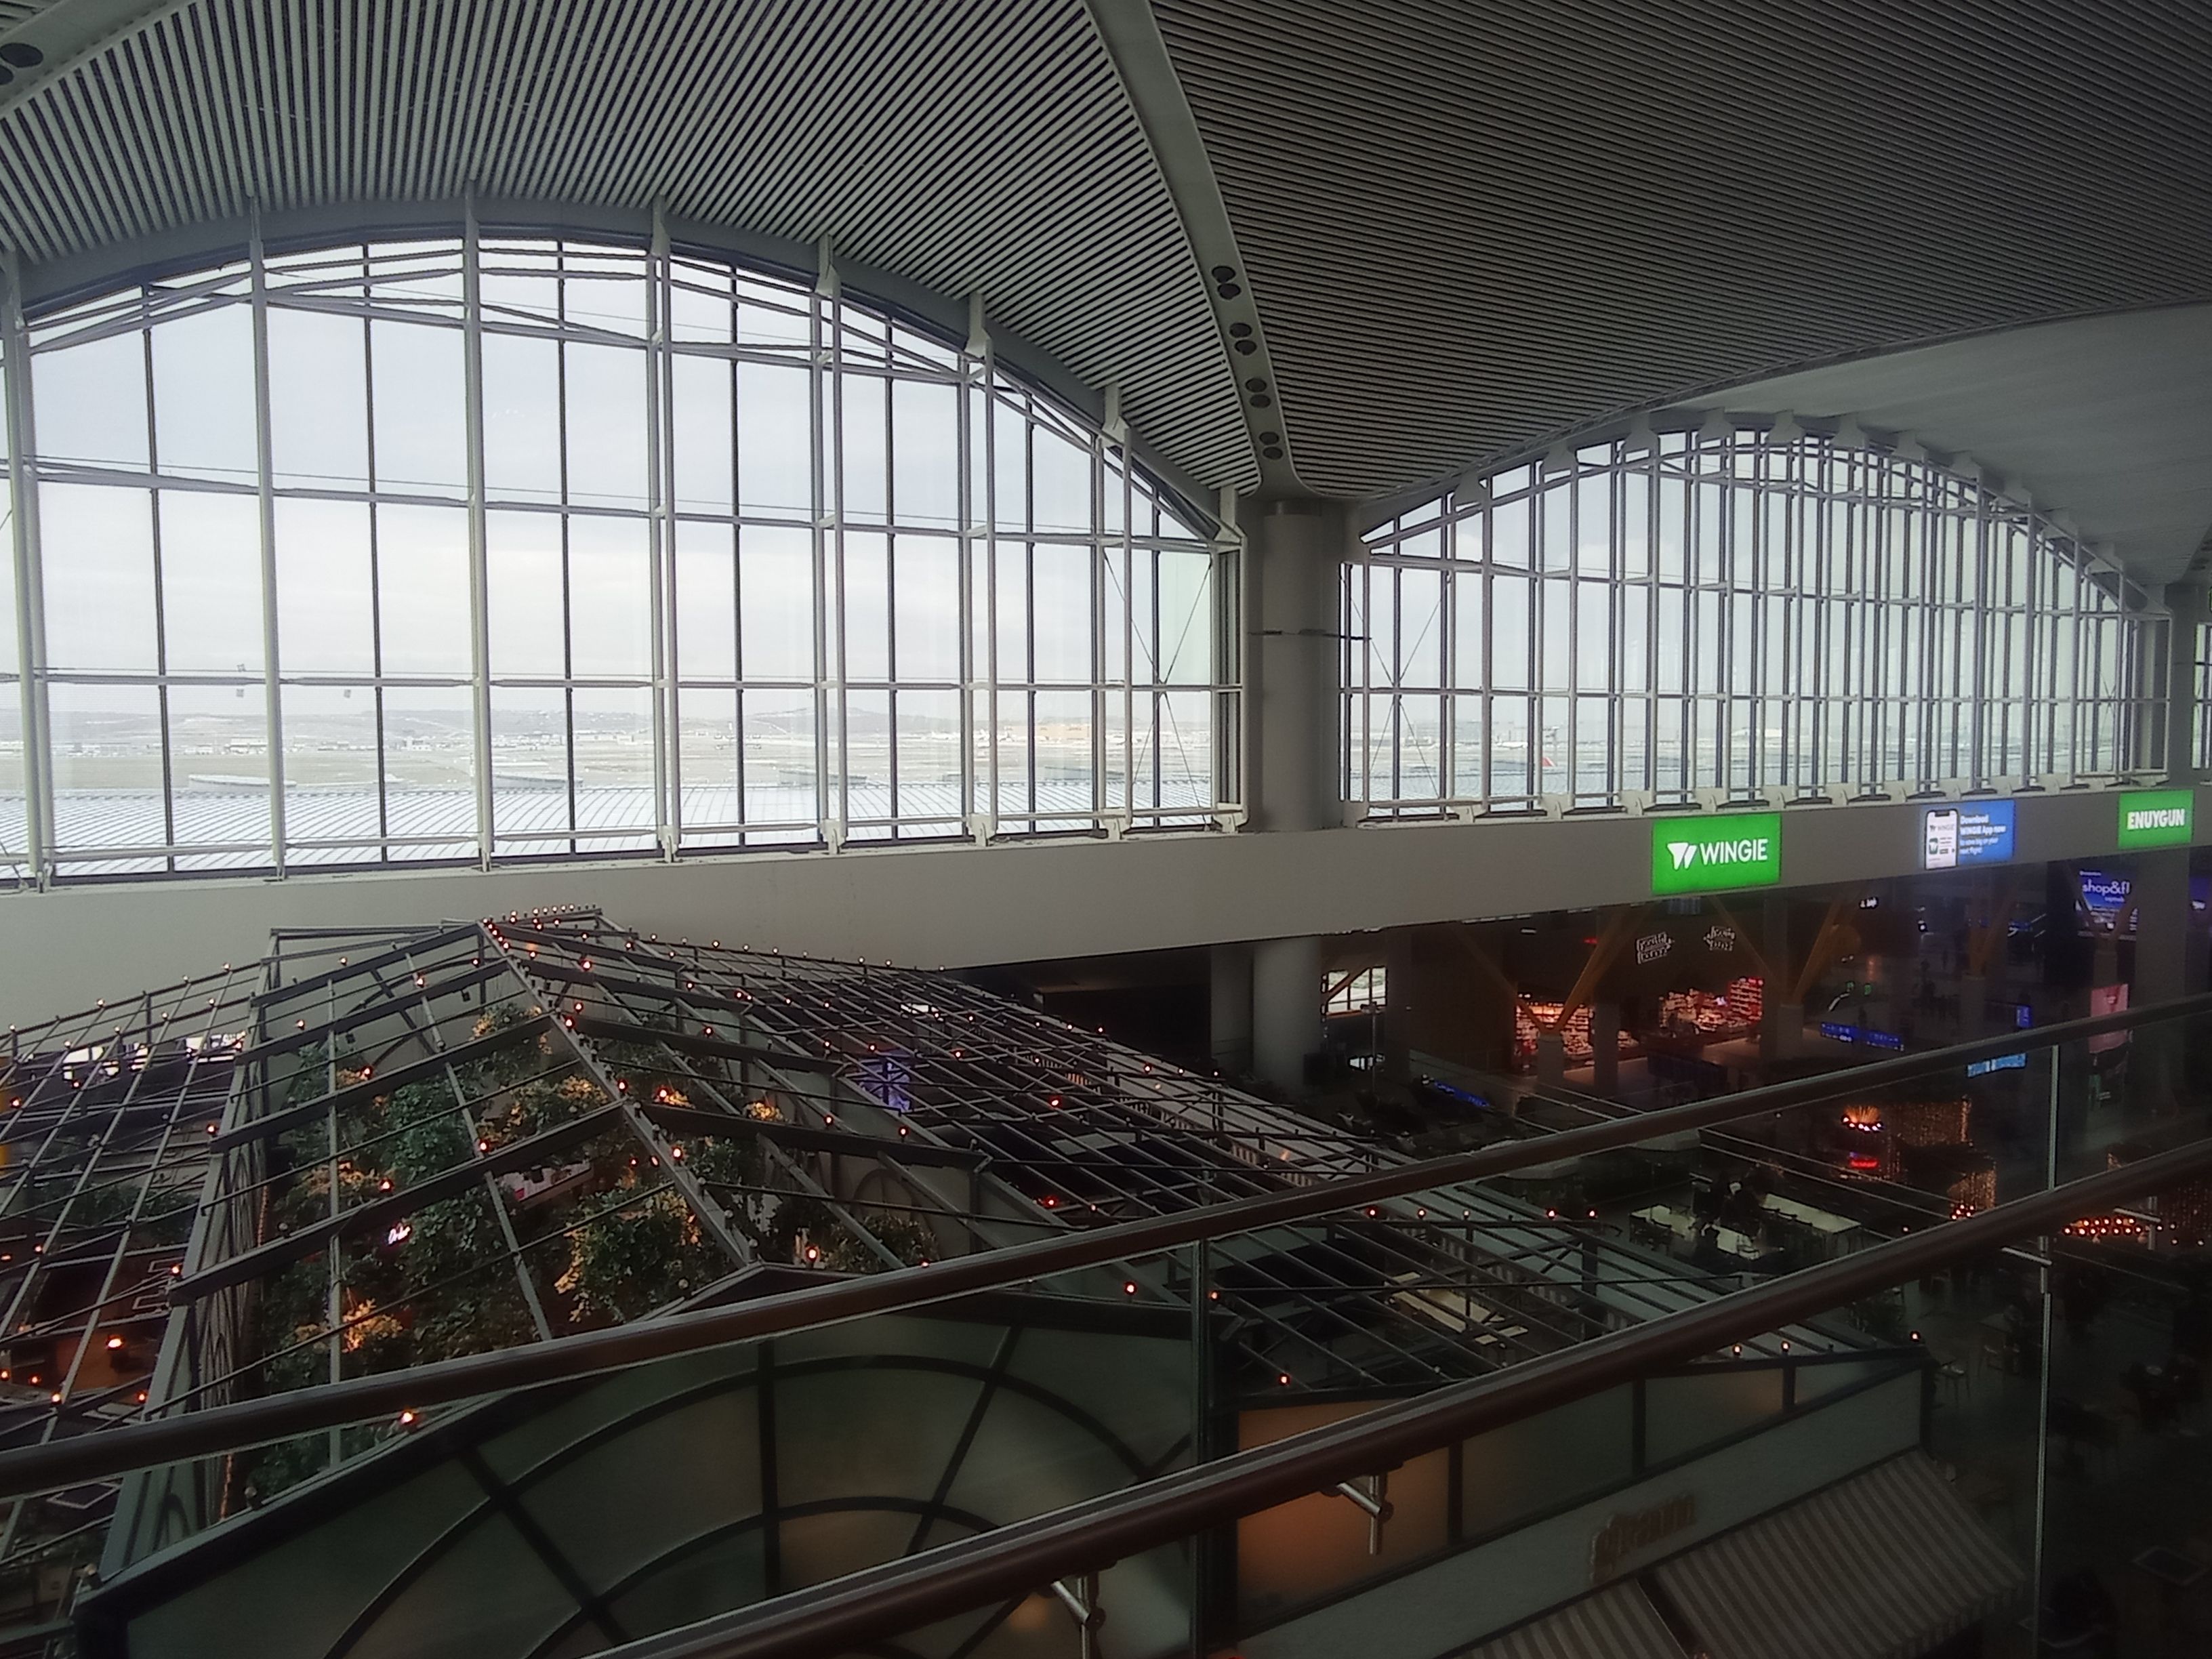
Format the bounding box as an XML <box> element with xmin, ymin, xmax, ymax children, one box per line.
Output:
<box><xmin>5</xmin><ymin>0</ymin><xmax>2212</xmax><ymax>549</ymax></box>
<box><xmin>1674</xmin><ymin>306</ymin><xmax>2212</xmax><ymax>588</ymax></box>
<box><xmin>1153</xmin><ymin>0</ymin><xmax>2212</xmax><ymax>501</ymax></box>
<box><xmin>0</xmin><ymin>0</ymin><xmax>1258</xmax><ymax>493</ymax></box>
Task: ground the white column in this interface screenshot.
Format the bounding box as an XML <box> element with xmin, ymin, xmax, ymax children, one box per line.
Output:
<box><xmin>1243</xmin><ymin>499</ymin><xmax>1343</xmax><ymax>833</ymax></box>
<box><xmin>1235</xmin><ymin>500</ymin><xmax>1344</xmax><ymax>1093</ymax></box>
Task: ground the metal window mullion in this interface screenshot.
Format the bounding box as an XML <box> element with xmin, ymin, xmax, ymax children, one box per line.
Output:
<box><xmin>953</xmin><ymin>320</ymin><xmax>977</xmax><ymax>836</ymax></box>
<box><xmin>1088</xmin><ymin>433</ymin><xmax>1106</xmax><ymax>822</ymax></box>
<box><xmin>2070</xmin><ymin>572</ymin><xmax>2085</xmax><ymax>780</ymax></box>
<box><xmin>812</xmin><ymin>253</ymin><xmax>840</xmax><ymax>846</ymax></box>
<box><xmin>462</xmin><ymin>197</ymin><xmax>494</xmax><ymax>867</ymax></box>
<box><xmin>367</xmin><ymin>287</ymin><xmax>392</xmax><ymax>856</ymax></box>
<box><xmin>1025</xmin><ymin>426</ymin><xmax>1037</xmax><ymax>817</ymax></box>
<box><xmin>886</xmin><ymin>386</ymin><xmax>903</xmax><ymax>830</ymax></box>
<box><xmin>981</xmin><ymin>354</ymin><xmax>999</xmax><ymax>835</ymax></box>
<box><xmin>556</xmin><ymin>256</ymin><xmax>579</xmax><ymax>854</ymax></box>
<box><xmin>2</xmin><ymin>256</ymin><xmax>54</xmax><ymax>882</ymax></box>
<box><xmin>1439</xmin><ymin>552</ymin><xmax>1457</xmax><ymax>801</ymax></box>
<box><xmin>144</xmin><ymin>317</ymin><xmax>177</xmax><ymax>865</ymax></box>
<box><xmin>648</xmin><ymin>208</ymin><xmax>678</xmax><ymax>859</ymax></box>
<box><xmin>249</xmin><ymin>221</ymin><xmax>287</xmax><ymax>874</ymax></box>
<box><xmin>1969</xmin><ymin>499</ymin><xmax>1990</xmax><ymax>783</ymax></box>
<box><xmin>1119</xmin><ymin>453</ymin><xmax>1136</xmax><ymax>813</ymax></box>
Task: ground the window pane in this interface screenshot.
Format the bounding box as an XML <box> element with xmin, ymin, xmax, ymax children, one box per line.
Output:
<box><xmin>671</xmin><ymin>355</ymin><xmax>733</xmax><ymax>511</ymax></box>
<box><xmin>281</xmin><ymin>683</ymin><xmax>380</xmax><ymax>860</ymax></box>
<box><xmin>1031</xmin><ymin>543</ymin><xmax>1092</xmax><ymax>684</ymax></box>
<box><xmin>737</xmin><ymin>362</ymin><xmax>811</xmax><ymax>516</ymax></box>
<box><xmin>569</xmin><ymin>516</ymin><xmax>652</xmax><ymax>678</ymax></box>
<box><xmin>167</xmin><ymin>682</ymin><xmax>270</xmax><ymax>861</ymax></box>
<box><xmin>49</xmin><ymin>682</ymin><xmax>163</xmax><ymax>851</ymax></box>
<box><xmin>564</xmin><ymin>344</ymin><xmax>647</xmax><ymax>509</ymax></box>
<box><xmin>150</xmin><ymin>304</ymin><xmax>257</xmax><ymax>485</ymax></box>
<box><xmin>893</xmin><ymin>535</ymin><xmax>958</xmax><ymax>682</ymax></box>
<box><xmin>740</xmin><ymin>527</ymin><xmax>815</xmax><ymax>682</ymax></box>
<box><xmin>33</xmin><ymin>329</ymin><xmax>148</xmax><ymax>472</ymax></box>
<box><xmin>377</xmin><ymin>504</ymin><xmax>472</xmax><ymax>674</ymax></box>
<box><xmin>276</xmin><ymin>499</ymin><xmax>375</xmax><ymax>674</ymax></box>
<box><xmin>159</xmin><ymin>491</ymin><xmax>264</xmax><ymax>675</ymax></box>
<box><xmin>268</xmin><ymin>307</ymin><xmax>369</xmax><ymax>490</ymax></box>
<box><xmin>371</xmin><ymin>322</ymin><xmax>466</xmax><ymax>495</ymax></box>
<box><xmin>891</xmin><ymin>380</ymin><xmax>959</xmax><ymax>530</ymax></box>
<box><xmin>487</xmin><ymin>510</ymin><xmax>566</xmax><ymax>678</ymax></box>
<box><xmin>41</xmin><ymin>485</ymin><xmax>159</xmax><ymax>672</ymax></box>
<box><xmin>674</xmin><ymin>521</ymin><xmax>737</xmax><ymax>682</ymax></box>
<box><xmin>483</xmin><ymin>333</ymin><xmax>562</xmax><ymax>504</ymax></box>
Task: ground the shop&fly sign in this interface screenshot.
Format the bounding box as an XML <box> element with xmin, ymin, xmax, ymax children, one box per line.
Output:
<box><xmin>1650</xmin><ymin>813</ymin><xmax>1782</xmax><ymax>896</ymax></box>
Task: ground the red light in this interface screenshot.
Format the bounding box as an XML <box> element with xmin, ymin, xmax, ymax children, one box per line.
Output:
<box><xmin>1847</xmin><ymin>1153</ymin><xmax>1881</xmax><ymax>1171</ymax></box>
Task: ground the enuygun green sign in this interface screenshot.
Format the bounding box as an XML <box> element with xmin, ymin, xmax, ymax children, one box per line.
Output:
<box><xmin>2117</xmin><ymin>789</ymin><xmax>2195</xmax><ymax>849</ymax></box>
<box><xmin>1650</xmin><ymin>813</ymin><xmax>1783</xmax><ymax>896</ymax></box>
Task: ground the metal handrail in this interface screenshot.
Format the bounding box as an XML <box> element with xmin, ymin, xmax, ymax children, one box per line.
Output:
<box><xmin>0</xmin><ymin>986</ymin><xmax>2204</xmax><ymax>1500</ymax></box>
<box><xmin>613</xmin><ymin>1133</ymin><xmax>2212</xmax><ymax>1659</ymax></box>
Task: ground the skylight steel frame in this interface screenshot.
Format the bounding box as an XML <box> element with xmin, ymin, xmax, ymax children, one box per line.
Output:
<box><xmin>0</xmin><ymin>210</ymin><xmax>1240</xmax><ymax>887</ymax></box>
<box><xmin>1351</xmin><ymin>424</ymin><xmax>2169</xmax><ymax>819</ymax></box>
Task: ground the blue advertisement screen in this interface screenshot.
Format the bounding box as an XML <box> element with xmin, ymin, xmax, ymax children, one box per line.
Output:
<box><xmin>1922</xmin><ymin>800</ymin><xmax>2015</xmax><ymax>869</ymax></box>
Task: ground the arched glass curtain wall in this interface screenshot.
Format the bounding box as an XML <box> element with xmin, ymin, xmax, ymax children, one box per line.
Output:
<box><xmin>1349</xmin><ymin>424</ymin><xmax>2167</xmax><ymax>817</ymax></box>
<box><xmin>0</xmin><ymin>224</ymin><xmax>1235</xmax><ymax>881</ymax></box>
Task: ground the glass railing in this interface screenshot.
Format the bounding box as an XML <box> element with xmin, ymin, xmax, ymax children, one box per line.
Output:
<box><xmin>13</xmin><ymin>968</ymin><xmax>2212</xmax><ymax>1658</ymax></box>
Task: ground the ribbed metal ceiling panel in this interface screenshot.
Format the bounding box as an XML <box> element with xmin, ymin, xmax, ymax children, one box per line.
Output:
<box><xmin>1155</xmin><ymin>0</ymin><xmax>2212</xmax><ymax>499</ymax></box>
<box><xmin>0</xmin><ymin>0</ymin><xmax>1257</xmax><ymax>491</ymax></box>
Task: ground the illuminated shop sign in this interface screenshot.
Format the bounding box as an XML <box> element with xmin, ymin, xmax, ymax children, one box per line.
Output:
<box><xmin>2117</xmin><ymin>789</ymin><xmax>2194</xmax><ymax>849</ymax></box>
<box><xmin>1966</xmin><ymin>1052</ymin><xmax>2028</xmax><ymax>1078</ymax></box>
<box><xmin>1650</xmin><ymin>813</ymin><xmax>1782</xmax><ymax>896</ymax></box>
<box><xmin>1921</xmin><ymin>800</ymin><xmax>2015</xmax><ymax>869</ymax></box>
<box><xmin>1820</xmin><ymin>1022</ymin><xmax>1905</xmax><ymax>1052</ymax></box>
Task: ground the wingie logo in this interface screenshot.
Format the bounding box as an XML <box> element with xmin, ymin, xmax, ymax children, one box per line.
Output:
<box><xmin>2117</xmin><ymin>790</ymin><xmax>2195</xmax><ymax>850</ymax></box>
<box><xmin>1650</xmin><ymin>813</ymin><xmax>1784</xmax><ymax>895</ymax></box>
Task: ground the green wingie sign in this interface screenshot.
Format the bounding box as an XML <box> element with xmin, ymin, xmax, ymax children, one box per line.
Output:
<box><xmin>2117</xmin><ymin>789</ymin><xmax>2196</xmax><ymax>849</ymax></box>
<box><xmin>1650</xmin><ymin>813</ymin><xmax>1784</xmax><ymax>896</ymax></box>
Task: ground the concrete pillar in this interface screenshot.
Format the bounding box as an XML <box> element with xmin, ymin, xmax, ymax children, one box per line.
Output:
<box><xmin>1382</xmin><ymin>928</ymin><xmax>1415</xmax><ymax>1081</ymax></box>
<box><xmin>2132</xmin><ymin>847</ymin><xmax>2192</xmax><ymax>1111</ymax></box>
<box><xmin>1209</xmin><ymin>942</ymin><xmax>1253</xmax><ymax>1076</ymax></box>
<box><xmin>1252</xmin><ymin>934</ymin><xmax>1326</xmax><ymax>1093</ymax></box>
<box><xmin>1591</xmin><ymin>1002</ymin><xmax>1621</xmax><ymax>1094</ymax></box>
<box><xmin>1243</xmin><ymin>499</ymin><xmax>1345</xmax><ymax>834</ymax></box>
<box><xmin>1534</xmin><ymin>1028</ymin><xmax>1565</xmax><ymax>1090</ymax></box>
<box><xmin>1760</xmin><ymin>895</ymin><xmax>1792</xmax><ymax>1061</ymax></box>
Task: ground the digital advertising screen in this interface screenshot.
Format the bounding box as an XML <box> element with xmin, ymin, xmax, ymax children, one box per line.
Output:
<box><xmin>1921</xmin><ymin>800</ymin><xmax>2015</xmax><ymax>870</ymax></box>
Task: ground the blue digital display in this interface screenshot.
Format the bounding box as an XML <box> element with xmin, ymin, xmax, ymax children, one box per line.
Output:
<box><xmin>1967</xmin><ymin>1051</ymin><xmax>2028</xmax><ymax>1078</ymax></box>
<box><xmin>1922</xmin><ymin>800</ymin><xmax>2015</xmax><ymax>869</ymax></box>
<box><xmin>1820</xmin><ymin>1022</ymin><xmax>1903</xmax><ymax>1052</ymax></box>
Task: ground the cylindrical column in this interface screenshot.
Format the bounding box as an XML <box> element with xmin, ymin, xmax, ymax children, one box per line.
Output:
<box><xmin>1591</xmin><ymin>1002</ymin><xmax>1621</xmax><ymax>1094</ymax></box>
<box><xmin>1252</xmin><ymin>935</ymin><xmax>1326</xmax><ymax>1093</ymax></box>
<box><xmin>1243</xmin><ymin>499</ymin><xmax>1344</xmax><ymax>834</ymax></box>
<box><xmin>1209</xmin><ymin>943</ymin><xmax>1253</xmax><ymax>1076</ymax></box>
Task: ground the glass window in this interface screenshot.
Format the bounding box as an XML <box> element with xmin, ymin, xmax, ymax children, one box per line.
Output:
<box><xmin>1351</xmin><ymin>425</ymin><xmax>2155</xmax><ymax>814</ymax></box>
<box><xmin>14</xmin><ymin>228</ymin><xmax>1223</xmax><ymax>877</ymax></box>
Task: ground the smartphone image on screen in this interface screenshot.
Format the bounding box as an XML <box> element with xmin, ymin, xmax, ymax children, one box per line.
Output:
<box><xmin>1925</xmin><ymin>807</ymin><xmax>1960</xmax><ymax>869</ymax></box>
